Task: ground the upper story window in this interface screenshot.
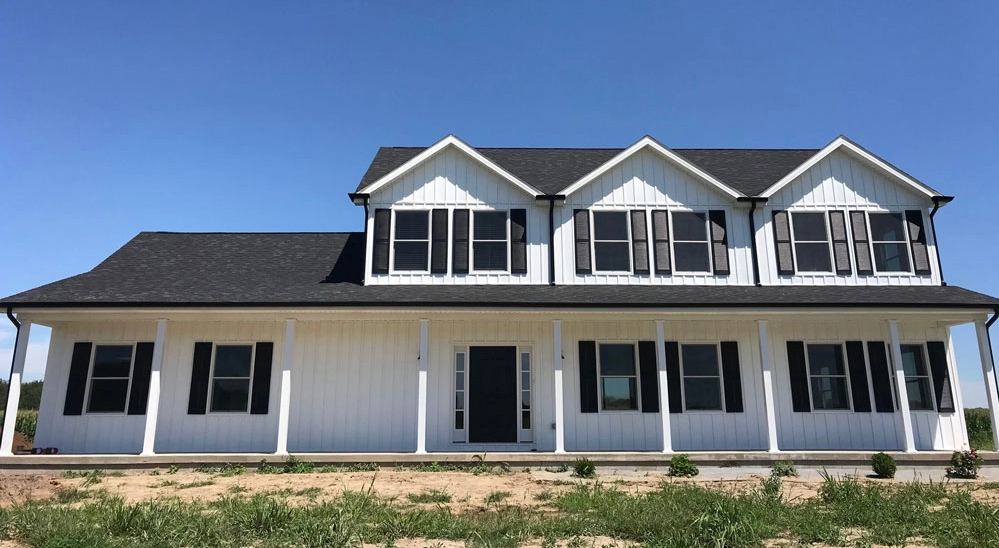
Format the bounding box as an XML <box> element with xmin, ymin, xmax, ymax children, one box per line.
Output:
<box><xmin>87</xmin><ymin>344</ymin><xmax>135</xmax><ymax>413</ymax></box>
<box><xmin>393</xmin><ymin>210</ymin><xmax>430</xmax><ymax>271</ymax></box>
<box><xmin>592</xmin><ymin>211</ymin><xmax>631</xmax><ymax>272</ymax></box>
<box><xmin>671</xmin><ymin>211</ymin><xmax>711</xmax><ymax>273</ymax></box>
<box><xmin>472</xmin><ymin>211</ymin><xmax>508</xmax><ymax>271</ymax></box>
<box><xmin>791</xmin><ymin>212</ymin><xmax>833</xmax><ymax>273</ymax></box>
<box><xmin>868</xmin><ymin>212</ymin><xmax>912</xmax><ymax>273</ymax></box>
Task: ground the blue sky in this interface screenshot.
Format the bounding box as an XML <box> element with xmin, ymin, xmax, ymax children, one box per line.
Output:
<box><xmin>1</xmin><ymin>2</ymin><xmax>997</xmax><ymax>405</ymax></box>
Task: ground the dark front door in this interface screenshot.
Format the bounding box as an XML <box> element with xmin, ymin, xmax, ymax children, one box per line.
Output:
<box><xmin>468</xmin><ymin>346</ymin><xmax>518</xmax><ymax>443</ymax></box>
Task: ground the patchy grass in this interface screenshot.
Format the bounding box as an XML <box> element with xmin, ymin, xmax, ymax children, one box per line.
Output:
<box><xmin>2</xmin><ymin>475</ymin><xmax>997</xmax><ymax>548</ymax></box>
<box><xmin>407</xmin><ymin>490</ymin><xmax>453</xmax><ymax>504</ymax></box>
<box><xmin>175</xmin><ymin>480</ymin><xmax>216</xmax><ymax>490</ymax></box>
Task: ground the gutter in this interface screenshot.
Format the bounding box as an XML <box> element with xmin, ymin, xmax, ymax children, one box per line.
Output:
<box><xmin>536</xmin><ymin>195</ymin><xmax>566</xmax><ymax>285</ymax></box>
<box><xmin>929</xmin><ymin>196</ymin><xmax>954</xmax><ymax>287</ymax></box>
<box><xmin>737</xmin><ymin>197</ymin><xmax>768</xmax><ymax>286</ymax></box>
<box><xmin>2</xmin><ymin>307</ymin><xmax>21</xmax><ymax>435</ymax></box>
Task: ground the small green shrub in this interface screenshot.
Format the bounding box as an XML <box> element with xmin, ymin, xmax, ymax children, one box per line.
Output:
<box><xmin>770</xmin><ymin>460</ymin><xmax>797</xmax><ymax>477</ymax></box>
<box><xmin>947</xmin><ymin>448</ymin><xmax>983</xmax><ymax>478</ymax></box>
<box><xmin>571</xmin><ymin>457</ymin><xmax>596</xmax><ymax>478</ymax></box>
<box><xmin>345</xmin><ymin>462</ymin><xmax>378</xmax><ymax>472</ymax></box>
<box><xmin>759</xmin><ymin>474</ymin><xmax>783</xmax><ymax>501</ymax></box>
<box><xmin>668</xmin><ymin>454</ymin><xmax>699</xmax><ymax>477</ymax></box>
<box><xmin>871</xmin><ymin>452</ymin><xmax>897</xmax><ymax>478</ymax></box>
<box><xmin>167</xmin><ymin>464</ymin><xmax>180</xmax><ymax>475</ymax></box>
<box><xmin>284</xmin><ymin>455</ymin><xmax>315</xmax><ymax>474</ymax></box>
<box><xmin>545</xmin><ymin>464</ymin><xmax>570</xmax><ymax>473</ymax></box>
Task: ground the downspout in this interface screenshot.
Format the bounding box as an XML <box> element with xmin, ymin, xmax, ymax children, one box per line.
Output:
<box><xmin>2</xmin><ymin>307</ymin><xmax>21</xmax><ymax>433</ymax></box>
<box><xmin>738</xmin><ymin>197</ymin><xmax>768</xmax><ymax>286</ymax></box>
<box><xmin>348</xmin><ymin>193</ymin><xmax>371</xmax><ymax>286</ymax></box>
<box><xmin>929</xmin><ymin>196</ymin><xmax>954</xmax><ymax>287</ymax></box>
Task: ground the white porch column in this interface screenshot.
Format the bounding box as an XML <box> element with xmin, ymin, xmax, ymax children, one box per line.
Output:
<box><xmin>888</xmin><ymin>319</ymin><xmax>917</xmax><ymax>452</ymax></box>
<box><xmin>0</xmin><ymin>321</ymin><xmax>31</xmax><ymax>456</ymax></box>
<box><xmin>416</xmin><ymin>319</ymin><xmax>429</xmax><ymax>454</ymax></box>
<box><xmin>757</xmin><ymin>320</ymin><xmax>780</xmax><ymax>452</ymax></box>
<box><xmin>553</xmin><ymin>319</ymin><xmax>565</xmax><ymax>454</ymax></box>
<box><xmin>275</xmin><ymin>319</ymin><xmax>296</xmax><ymax>455</ymax></box>
<box><xmin>975</xmin><ymin>319</ymin><xmax>999</xmax><ymax>450</ymax></box>
<box><xmin>140</xmin><ymin>319</ymin><xmax>167</xmax><ymax>456</ymax></box>
<box><xmin>655</xmin><ymin>320</ymin><xmax>672</xmax><ymax>453</ymax></box>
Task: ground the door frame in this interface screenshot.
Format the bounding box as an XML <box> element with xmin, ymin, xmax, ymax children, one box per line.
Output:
<box><xmin>452</xmin><ymin>344</ymin><xmax>533</xmax><ymax>445</ymax></box>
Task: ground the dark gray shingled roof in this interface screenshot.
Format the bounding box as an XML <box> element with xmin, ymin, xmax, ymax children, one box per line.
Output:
<box><xmin>3</xmin><ymin>232</ymin><xmax>997</xmax><ymax>309</ymax></box>
<box><xmin>356</xmin><ymin>147</ymin><xmax>820</xmax><ymax>196</ymax></box>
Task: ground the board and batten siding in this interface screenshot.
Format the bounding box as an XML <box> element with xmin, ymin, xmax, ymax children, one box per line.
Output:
<box><xmin>365</xmin><ymin>145</ymin><xmax>548</xmax><ymax>285</ymax></box>
<box><xmin>560</xmin><ymin>320</ymin><xmax>767</xmax><ymax>451</ymax></box>
<box><xmin>758</xmin><ymin>150</ymin><xmax>942</xmax><ymax>286</ymax></box>
<box><xmin>767</xmin><ymin>319</ymin><xmax>966</xmax><ymax>451</ymax></box>
<box><xmin>555</xmin><ymin>149</ymin><xmax>753</xmax><ymax>285</ymax></box>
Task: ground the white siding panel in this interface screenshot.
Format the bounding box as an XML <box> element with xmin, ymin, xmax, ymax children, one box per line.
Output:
<box><xmin>557</xmin><ymin>149</ymin><xmax>752</xmax><ymax>285</ymax></box>
<box><xmin>759</xmin><ymin>150</ymin><xmax>941</xmax><ymax>286</ymax></box>
<box><xmin>366</xmin><ymin>146</ymin><xmax>547</xmax><ymax>285</ymax></box>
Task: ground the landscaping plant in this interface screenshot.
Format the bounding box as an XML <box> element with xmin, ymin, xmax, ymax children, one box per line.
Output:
<box><xmin>571</xmin><ymin>457</ymin><xmax>596</xmax><ymax>478</ymax></box>
<box><xmin>668</xmin><ymin>454</ymin><xmax>699</xmax><ymax>477</ymax></box>
<box><xmin>947</xmin><ymin>448</ymin><xmax>983</xmax><ymax>479</ymax></box>
<box><xmin>770</xmin><ymin>460</ymin><xmax>797</xmax><ymax>477</ymax></box>
<box><xmin>871</xmin><ymin>452</ymin><xmax>897</xmax><ymax>479</ymax></box>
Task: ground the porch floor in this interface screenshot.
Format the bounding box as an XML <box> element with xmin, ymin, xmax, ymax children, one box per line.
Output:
<box><xmin>0</xmin><ymin>450</ymin><xmax>982</xmax><ymax>471</ymax></box>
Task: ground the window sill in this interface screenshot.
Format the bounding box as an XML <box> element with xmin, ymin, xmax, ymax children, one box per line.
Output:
<box><xmin>681</xmin><ymin>410</ymin><xmax>726</xmax><ymax>415</ymax></box>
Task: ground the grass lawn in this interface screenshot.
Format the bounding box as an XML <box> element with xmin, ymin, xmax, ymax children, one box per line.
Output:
<box><xmin>2</xmin><ymin>471</ymin><xmax>998</xmax><ymax>548</ymax></box>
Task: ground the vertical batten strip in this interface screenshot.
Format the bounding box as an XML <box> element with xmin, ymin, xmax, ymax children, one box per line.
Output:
<box><xmin>889</xmin><ymin>320</ymin><xmax>916</xmax><ymax>452</ymax></box>
<box><xmin>275</xmin><ymin>319</ymin><xmax>296</xmax><ymax>455</ymax></box>
<box><xmin>140</xmin><ymin>319</ymin><xmax>167</xmax><ymax>456</ymax></box>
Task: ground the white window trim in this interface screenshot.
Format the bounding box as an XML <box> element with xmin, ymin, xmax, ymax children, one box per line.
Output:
<box><xmin>865</xmin><ymin>211</ymin><xmax>915</xmax><ymax>276</ymax></box>
<box><xmin>207</xmin><ymin>343</ymin><xmax>256</xmax><ymax>415</ymax></box>
<box><xmin>789</xmin><ymin>211</ymin><xmax>836</xmax><ymax>275</ymax></box>
<box><xmin>589</xmin><ymin>210</ymin><xmax>633</xmax><ymax>274</ymax></box>
<box><xmin>669</xmin><ymin>210</ymin><xmax>713</xmax><ymax>275</ymax></box>
<box><xmin>451</xmin><ymin>345</ymin><xmax>535</xmax><ymax>445</ymax></box>
<box><xmin>804</xmin><ymin>342</ymin><xmax>853</xmax><ymax>412</ymax></box>
<box><xmin>896</xmin><ymin>342</ymin><xmax>937</xmax><ymax>413</ymax></box>
<box><xmin>389</xmin><ymin>209</ymin><xmax>432</xmax><ymax>275</ymax></box>
<box><xmin>596</xmin><ymin>341</ymin><xmax>642</xmax><ymax>413</ymax></box>
<box><xmin>83</xmin><ymin>342</ymin><xmax>137</xmax><ymax>415</ymax></box>
<box><xmin>469</xmin><ymin>209</ymin><xmax>511</xmax><ymax>274</ymax></box>
<box><xmin>679</xmin><ymin>342</ymin><xmax>725</xmax><ymax>413</ymax></box>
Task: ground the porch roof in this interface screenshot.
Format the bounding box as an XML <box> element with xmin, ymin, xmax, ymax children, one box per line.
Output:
<box><xmin>2</xmin><ymin>232</ymin><xmax>997</xmax><ymax>310</ymax></box>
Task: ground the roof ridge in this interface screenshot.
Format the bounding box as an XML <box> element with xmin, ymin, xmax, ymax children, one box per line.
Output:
<box><xmin>142</xmin><ymin>231</ymin><xmax>362</xmax><ymax>235</ymax></box>
<box><xmin>378</xmin><ymin>146</ymin><xmax>821</xmax><ymax>151</ymax></box>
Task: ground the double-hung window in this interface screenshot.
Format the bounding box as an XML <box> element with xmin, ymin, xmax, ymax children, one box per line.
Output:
<box><xmin>806</xmin><ymin>344</ymin><xmax>851</xmax><ymax>410</ymax></box>
<box><xmin>210</xmin><ymin>345</ymin><xmax>254</xmax><ymax>413</ymax></box>
<box><xmin>868</xmin><ymin>212</ymin><xmax>912</xmax><ymax>273</ymax></box>
<box><xmin>681</xmin><ymin>344</ymin><xmax>723</xmax><ymax>411</ymax></box>
<box><xmin>791</xmin><ymin>212</ymin><xmax>833</xmax><ymax>272</ymax></box>
<box><xmin>393</xmin><ymin>210</ymin><xmax>430</xmax><ymax>271</ymax></box>
<box><xmin>592</xmin><ymin>211</ymin><xmax>631</xmax><ymax>272</ymax></box>
<box><xmin>472</xmin><ymin>211</ymin><xmax>508</xmax><ymax>271</ymax></box>
<box><xmin>899</xmin><ymin>344</ymin><xmax>934</xmax><ymax>411</ymax></box>
<box><xmin>87</xmin><ymin>345</ymin><xmax>135</xmax><ymax>413</ymax></box>
<box><xmin>671</xmin><ymin>211</ymin><xmax>711</xmax><ymax>273</ymax></box>
<box><xmin>598</xmin><ymin>343</ymin><xmax>638</xmax><ymax>410</ymax></box>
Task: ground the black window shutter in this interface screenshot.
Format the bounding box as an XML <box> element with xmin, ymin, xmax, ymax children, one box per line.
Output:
<box><xmin>578</xmin><ymin>341</ymin><xmax>598</xmax><ymax>413</ymax></box>
<box><xmin>664</xmin><ymin>341</ymin><xmax>682</xmax><ymax>413</ymax></box>
<box><xmin>867</xmin><ymin>341</ymin><xmax>895</xmax><ymax>412</ymax></box>
<box><xmin>926</xmin><ymin>341</ymin><xmax>955</xmax><ymax>412</ymax></box>
<box><xmin>574</xmin><ymin>209</ymin><xmax>592</xmax><ymax>274</ymax></box>
<box><xmin>709</xmin><ymin>210</ymin><xmax>730</xmax><ymax>275</ymax></box>
<box><xmin>510</xmin><ymin>209</ymin><xmax>528</xmax><ymax>274</ymax></box>
<box><xmin>629</xmin><ymin>211</ymin><xmax>649</xmax><ymax>275</ymax></box>
<box><xmin>850</xmin><ymin>211</ymin><xmax>874</xmax><ymax>275</ymax></box>
<box><xmin>637</xmin><ymin>341</ymin><xmax>659</xmax><ymax>412</ymax></box>
<box><xmin>430</xmin><ymin>209</ymin><xmax>449</xmax><ymax>274</ymax></box>
<box><xmin>372</xmin><ymin>209</ymin><xmax>391</xmax><ymax>274</ymax></box>
<box><xmin>786</xmin><ymin>341</ymin><xmax>811</xmax><ymax>412</ymax></box>
<box><xmin>452</xmin><ymin>209</ymin><xmax>470</xmax><ymax>274</ymax></box>
<box><xmin>63</xmin><ymin>342</ymin><xmax>93</xmax><ymax>416</ymax></box>
<box><xmin>187</xmin><ymin>342</ymin><xmax>213</xmax><ymax>415</ymax></box>
<box><xmin>829</xmin><ymin>210</ymin><xmax>853</xmax><ymax>275</ymax></box>
<box><xmin>905</xmin><ymin>210</ymin><xmax>932</xmax><ymax>275</ymax></box>
<box><xmin>651</xmin><ymin>210</ymin><xmax>671</xmax><ymax>274</ymax></box>
<box><xmin>720</xmin><ymin>341</ymin><xmax>743</xmax><ymax>413</ymax></box>
<box><xmin>250</xmin><ymin>342</ymin><xmax>274</xmax><ymax>415</ymax></box>
<box><xmin>127</xmin><ymin>342</ymin><xmax>155</xmax><ymax>415</ymax></box>
<box><xmin>845</xmin><ymin>341</ymin><xmax>872</xmax><ymax>412</ymax></box>
<box><xmin>772</xmin><ymin>210</ymin><xmax>795</xmax><ymax>275</ymax></box>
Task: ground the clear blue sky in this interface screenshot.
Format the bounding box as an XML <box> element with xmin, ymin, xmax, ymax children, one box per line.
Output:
<box><xmin>2</xmin><ymin>2</ymin><xmax>997</xmax><ymax>405</ymax></box>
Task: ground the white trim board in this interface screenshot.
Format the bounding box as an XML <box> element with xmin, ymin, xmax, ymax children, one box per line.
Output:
<box><xmin>559</xmin><ymin>136</ymin><xmax>745</xmax><ymax>200</ymax></box>
<box><xmin>759</xmin><ymin>136</ymin><xmax>941</xmax><ymax>200</ymax></box>
<box><xmin>357</xmin><ymin>135</ymin><xmax>541</xmax><ymax>198</ymax></box>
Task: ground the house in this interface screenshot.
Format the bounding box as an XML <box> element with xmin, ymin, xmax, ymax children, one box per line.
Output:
<box><xmin>2</xmin><ymin>134</ymin><xmax>998</xmax><ymax>457</ymax></box>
